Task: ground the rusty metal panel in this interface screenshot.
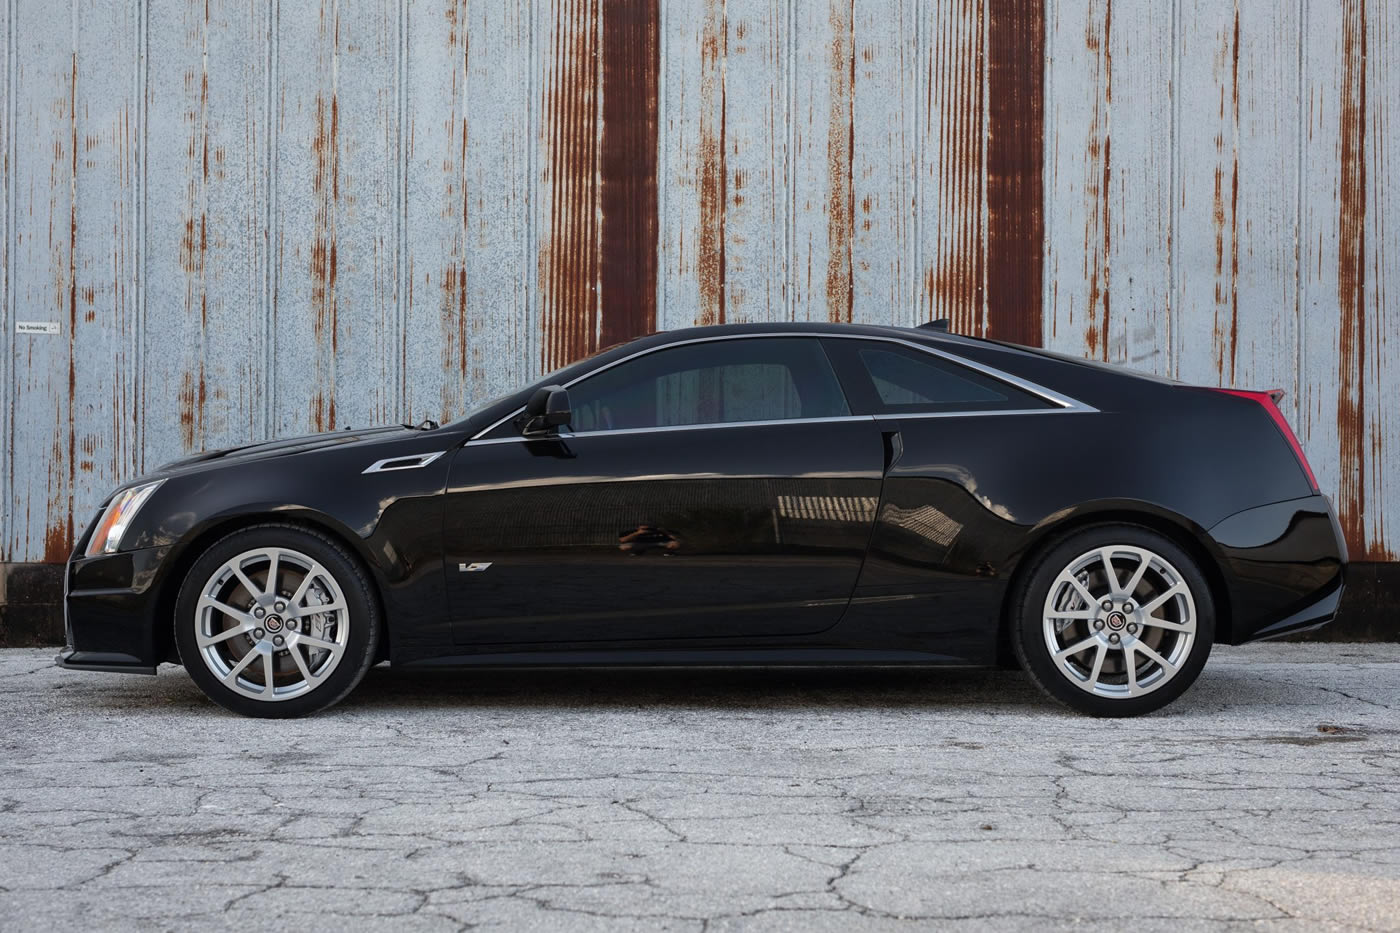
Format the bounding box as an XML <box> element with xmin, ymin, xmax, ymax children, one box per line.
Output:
<box><xmin>918</xmin><ymin>0</ymin><xmax>985</xmax><ymax>333</ymax></box>
<box><xmin>402</xmin><ymin>0</ymin><xmax>534</xmax><ymax>422</ymax></box>
<box><xmin>1173</xmin><ymin>0</ymin><xmax>1300</xmax><ymax>394</ymax></box>
<box><xmin>6</xmin><ymin>2</ymin><xmax>78</xmax><ymax>562</ymax></box>
<box><xmin>658</xmin><ymin>0</ymin><xmax>725</xmax><ymax>330</ymax></box>
<box><xmin>1044</xmin><ymin>0</ymin><xmax>1173</xmax><ymax>368</ymax></box>
<box><xmin>143</xmin><ymin>0</ymin><xmax>268</xmax><ymax>461</ymax></box>
<box><xmin>273</xmin><ymin>0</ymin><xmax>400</xmax><ymax>435</ymax></box>
<box><xmin>1300</xmin><ymin>0</ymin><xmax>1397</xmax><ymax>561</ymax></box>
<box><xmin>850</xmin><ymin>0</ymin><xmax>918</xmax><ymax>326</ymax></box>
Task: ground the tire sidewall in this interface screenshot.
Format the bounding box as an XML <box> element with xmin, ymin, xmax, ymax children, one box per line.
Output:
<box><xmin>1012</xmin><ymin>524</ymin><xmax>1215</xmax><ymax>717</ymax></box>
<box><xmin>174</xmin><ymin>524</ymin><xmax>379</xmax><ymax>718</ymax></box>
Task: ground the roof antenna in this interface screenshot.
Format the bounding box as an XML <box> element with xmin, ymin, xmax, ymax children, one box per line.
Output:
<box><xmin>918</xmin><ymin>318</ymin><xmax>950</xmax><ymax>332</ymax></box>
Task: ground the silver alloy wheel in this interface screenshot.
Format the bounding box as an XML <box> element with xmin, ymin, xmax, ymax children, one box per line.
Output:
<box><xmin>194</xmin><ymin>546</ymin><xmax>351</xmax><ymax>702</ymax></box>
<box><xmin>1041</xmin><ymin>544</ymin><xmax>1197</xmax><ymax>698</ymax></box>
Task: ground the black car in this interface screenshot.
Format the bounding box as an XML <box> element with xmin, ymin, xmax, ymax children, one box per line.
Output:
<box><xmin>58</xmin><ymin>322</ymin><xmax>1347</xmax><ymax>717</ymax></box>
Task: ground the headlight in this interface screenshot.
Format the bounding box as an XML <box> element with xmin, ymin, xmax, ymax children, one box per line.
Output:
<box><xmin>85</xmin><ymin>480</ymin><xmax>164</xmax><ymax>556</ymax></box>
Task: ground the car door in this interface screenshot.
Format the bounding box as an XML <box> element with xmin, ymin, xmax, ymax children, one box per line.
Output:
<box><xmin>442</xmin><ymin>336</ymin><xmax>886</xmax><ymax>646</ymax></box>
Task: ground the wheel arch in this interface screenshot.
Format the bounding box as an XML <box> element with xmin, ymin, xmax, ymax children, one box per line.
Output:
<box><xmin>995</xmin><ymin>502</ymin><xmax>1234</xmax><ymax>666</ymax></box>
<box><xmin>152</xmin><ymin>511</ymin><xmax>390</xmax><ymax>666</ymax></box>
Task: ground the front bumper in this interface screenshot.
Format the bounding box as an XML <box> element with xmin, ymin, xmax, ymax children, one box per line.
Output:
<box><xmin>1209</xmin><ymin>494</ymin><xmax>1348</xmax><ymax>644</ymax></box>
<box><xmin>57</xmin><ymin>545</ymin><xmax>172</xmax><ymax>675</ymax></box>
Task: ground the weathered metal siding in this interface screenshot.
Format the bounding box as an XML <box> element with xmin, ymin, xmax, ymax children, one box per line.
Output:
<box><xmin>1043</xmin><ymin>0</ymin><xmax>1398</xmax><ymax>560</ymax></box>
<box><xmin>2</xmin><ymin>0</ymin><xmax>1397</xmax><ymax>563</ymax></box>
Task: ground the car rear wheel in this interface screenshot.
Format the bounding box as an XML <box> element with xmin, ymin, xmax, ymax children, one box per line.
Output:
<box><xmin>174</xmin><ymin>523</ymin><xmax>380</xmax><ymax>718</ymax></box>
<box><xmin>1011</xmin><ymin>524</ymin><xmax>1215</xmax><ymax>717</ymax></box>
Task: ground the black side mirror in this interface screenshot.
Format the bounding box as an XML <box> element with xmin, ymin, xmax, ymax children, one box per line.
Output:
<box><xmin>521</xmin><ymin>385</ymin><xmax>571</xmax><ymax>436</ymax></box>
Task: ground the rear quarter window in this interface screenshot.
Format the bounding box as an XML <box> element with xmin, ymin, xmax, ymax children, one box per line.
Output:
<box><xmin>824</xmin><ymin>339</ymin><xmax>1056</xmax><ymax>415</ymax></box>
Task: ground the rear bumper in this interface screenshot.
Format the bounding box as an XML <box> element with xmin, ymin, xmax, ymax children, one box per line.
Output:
<box><xmin>1208</xmin><ymin>494</ymin><xmax>1348</xmax><ymax>644</ymax></box>
<box><xmin>57</xmin><ymin>545</ymin><xmax>171</xmax><ymax>674</ymax></box>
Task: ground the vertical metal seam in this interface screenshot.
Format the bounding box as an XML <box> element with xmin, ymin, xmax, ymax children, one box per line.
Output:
<box><xmin>656</xmin><ymin>0</ymin><xmax>667</xmax><ymax>329</ymax></box>
<box><xmin>1</xmin><ymin>0</ymin><xmax>15</xmax><ymax>558</ymax></box>
<box><xmin>1168</xmin><ymin>0</ymin><xmax>1182</xmax><ymax>379</ymax></box>
<box><xmin>1038</xmin><ymin>0</ymin><xmax>1050</xmax><ymax>346</ymax></box>
<box><xmin>914</xmin><ymin>0</ymin><xmax>923</xmax><ymax>327</ymax></box>
<box><xmin>527</xmin><ymin>0</ymin><xmax>537</xmax><ymax>376</ymax></box>
<box><xmin>264</xmin><ymin>0</ymin><xmax>279</xmax><ymax>436</ymax></box>
<box><xmin>784</xmin><ymin>0</ymin><xmax>794</xmax><ymax>321</ymax></box>
<box><xmin>1294</xmin><ymin>0</ymin><xmax>1307</xmax><ymax>426</ymax></box>
<box><xmin>978</xmin><ymin>0</ymin><xmax>989</xmax><ymax>335</ymax></box>
<box><xmin>395</xmin><ymin>0</ymin><xmax>408</xmax><ymax>418</ymax></box>
<box><xmin>134</xmin><ymin>0</ymin><xmax>148</xmax><ymax>472</ymax></box>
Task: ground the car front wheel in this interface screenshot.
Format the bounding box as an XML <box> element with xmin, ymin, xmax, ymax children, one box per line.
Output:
<box><xmin>1011</xmin><ymin>524</ymin><xmax>1215</xmax><ymax>717</ymax></box>
<box><xmin>174</xmin><ymin>523</ymin><xmax>380</xmax><ymax>718</ymax></box>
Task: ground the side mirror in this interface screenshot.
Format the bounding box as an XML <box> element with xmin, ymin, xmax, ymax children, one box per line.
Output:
<box><xmin>521</xmin><ymin>385</ymin><xmax>571</xmax><ymax>436</ymax></box>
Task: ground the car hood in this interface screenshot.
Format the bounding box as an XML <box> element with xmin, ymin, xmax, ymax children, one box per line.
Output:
<box><xmin>155</xmin><ymin>425</ymin><xmax>419</xmax><ymax>474</ymax></box>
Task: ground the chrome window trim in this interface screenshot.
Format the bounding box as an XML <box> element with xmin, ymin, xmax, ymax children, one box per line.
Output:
<box><xmin>468</xmin><ymin>331</ymin><xmax>1097</xmax><ymax>443</ymax></box>
<box><xmin>361</xmin><ymin>450</ymin><xmax>447</xmax><ymax>474</ymax></box>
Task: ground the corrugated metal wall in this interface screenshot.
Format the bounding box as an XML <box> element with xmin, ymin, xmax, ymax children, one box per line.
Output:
<box><xmin>2</xmin><ymin>0</ymin><xmax>1396</xmax><ymax>565</ymax></box>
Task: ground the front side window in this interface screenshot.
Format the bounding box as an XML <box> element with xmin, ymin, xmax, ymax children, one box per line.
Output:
<box><xmin>825</xmin><ymin>339</ymin><xmax>1055</xmax><ymax>415</ymax></box>
<box><xmin>566</xmin><ymin>338</ymin><xmax>850</xmax><ymax>433</ymax></box>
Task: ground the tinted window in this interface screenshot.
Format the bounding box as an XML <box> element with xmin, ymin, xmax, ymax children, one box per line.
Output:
<box><xmin>567</xmin><ymin>338</ymin><xmax>850</xmax><ymax>433</ymax></box>
<box><xmin>826</xmin><ymin>339</ymin><xmax>1054</xmax><ymax>414</ymax></box>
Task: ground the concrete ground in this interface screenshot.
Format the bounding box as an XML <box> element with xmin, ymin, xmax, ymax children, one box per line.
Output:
<box><xmin>1</xmin><ymin>645</ymin><xmax>1398</xmax><ymax>932</ymax></box>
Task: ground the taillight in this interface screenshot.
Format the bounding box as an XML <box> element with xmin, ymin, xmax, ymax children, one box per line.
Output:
<box><xmin>1210</xmin><ymin>388</ymin><xmax>1319</xmax><ymax>493</ymax></box>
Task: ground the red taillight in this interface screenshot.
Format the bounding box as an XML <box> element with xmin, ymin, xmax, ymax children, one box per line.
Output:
<box><xmin>1211</xmin><ymin>388</ymin><xmax>1319</xmax><ymax>493</ymax></box>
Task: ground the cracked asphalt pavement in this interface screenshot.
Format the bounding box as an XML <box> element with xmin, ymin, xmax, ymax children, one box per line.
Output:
<box><xmin>2</xmin><ymin>644</ymin><xmax>1399</xmax><ymax>932</ymax></box>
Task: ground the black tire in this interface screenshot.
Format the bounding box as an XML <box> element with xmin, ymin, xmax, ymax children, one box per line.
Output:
<box><xmin>174</xmin><ymin>523</ymin><xmax>380</xmax><ymax>718</ymax></box>
<box><xmin>1010</xmin><ymin>524</ymin><xmax>1215</xmax><ymax>717</ymax></box>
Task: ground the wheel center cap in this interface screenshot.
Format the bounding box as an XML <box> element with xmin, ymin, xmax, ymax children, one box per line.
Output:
<box><xmin>264</xmin><ymin>615</ymin><xmax>284</xmax><ymax>633</ymax></box>
<box><xmin>1106</xmin><ymin>611</ymin><xmax>1127</xmax><ymax>631</ymax></box>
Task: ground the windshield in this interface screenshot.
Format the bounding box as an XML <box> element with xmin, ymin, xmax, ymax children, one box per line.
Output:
<box><xmin>443</xmin><ymin>341</ymin><xmax>635</xmax><ymax>430</ymax></box>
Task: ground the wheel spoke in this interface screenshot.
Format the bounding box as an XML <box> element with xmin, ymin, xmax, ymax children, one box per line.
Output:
<box><xmin>288</xmin><ymin>642</ymin><xmax>316</xmax><ymax>682</ymax></box>
<box><xmin>1133</xmin><ymin>639</ymin><xmax>1177</xmax><ymax>673</ymax></box>
<box><xmin>1140</xmin><ymin>582</ymin><xmax>1184</xmax><ymax>615</ymax></box>
<box><xmin>221</xmin><ymin>648</ymin><xmax>260</xmax><ymax>686</ymax></box>
<box><xmin>266</xmin><ymin>550</ymin><xmax>281</xmax><ymax>597</ymax></box>
<box><xmin>260</xmin><ymin>650</ymin><xmax>276</xmax><ymax>692</ymax></box>
<box><xmin>1125</xmin><ymin>648</ymin><xmax>1141</xmax><ymax>695</ymax></box>
<box><xmin>293</xmin><ymin>633</ymin><xmax>343</xmax><ymax>656</ymax></box>
<box><xmin>1046</xmin><ymin>608</ymin><xmax>1098</xmax><ymax>621</ymax></box>
<box><xmin>1140</xmin><ymin>615</ymin><xmax>1193</xmax><ymax>633</ymax></box>
<box><xmin>1054</xmin><ymin>635</ymin><xmax>1099</xmax><ymax>663</ymax></box>
<box><xmin>231</xmin><ymin>565</ymin><xmax>263</xmax><ymax>601</ymax></box>
<box><xmin>197</xmin><ymin>623</ymin><xmax>253</xmax><ymax>648</ymax></box>
<box><xmin>289</xmin><ymin>563</ymin><xmax>328</xmax><ymax>608</ymax></box>
<box><xmin>1122</xmin><ymin>557</ymin><xmax>1150</xmax><ymax>601</ymax></box>
<box><xmin>1086</xmin><ymin>642</ymin><xmax>1108</xmax><ymax>688</ymax></box>
<box><xmin>198</xmin><ymin>596</ymin><xmax>257</xmax><ymax>626</ymax></box>
<box><xmin>1062</xmin><ymin>574</ymin><xmax>1099</xmax><ymax>608</ymax></box>
<box><xmin>1100</xmin><ymin>548</ymin><xmax>1121</xmax><ymax>594</ymax></box>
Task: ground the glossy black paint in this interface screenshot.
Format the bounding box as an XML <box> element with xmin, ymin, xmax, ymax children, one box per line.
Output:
<box><xmin>58</xmin><ymin>322</ymin><xmax>1346</xmax><ymax>676</ymax></box>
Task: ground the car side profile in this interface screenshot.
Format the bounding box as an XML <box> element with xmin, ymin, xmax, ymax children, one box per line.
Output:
<box><xmin>58</xmin><ymin>322</ymin><xmax>1348</xmax><ymax>717</ymax></box>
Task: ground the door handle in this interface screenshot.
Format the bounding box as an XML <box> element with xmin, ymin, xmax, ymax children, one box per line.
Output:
<box><xmin>881</xmin><ymin>430</ymin><xmax>903</xmax><ymax>474</ymax></box>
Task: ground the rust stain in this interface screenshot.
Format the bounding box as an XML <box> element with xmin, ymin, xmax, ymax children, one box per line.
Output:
<box><xmin>696</xmin><ymin>0</ymin><xmax>727</xmax><ymax>325</ymax></box>
<box><xmin>1211</xmin><ymin>6</ymin><xmax>1241</xmax><ymax>384</ymax></box>
<box><xmin>305</xmin><ymin>1</ymin><xmax>342</xmax><ymax>432</ymax></box>
<box><xmin>539</xmin><ymin>0</ymin><xmax>660</xmax><ymax>366</ymax></box>
<box><xmin>1079</xmin><ymin>0</ymin><xmax>1110</xmax><ymax>359</ymax></box>
<box><xmin>178</xmin><ymin>369</ymin><xmax>208</xmax><ymax>451</ymax></box>
<box><xmin>540</xmin><ymin>0</ymin><xmax>603</xmax><ymax>368</ymax></box>
<box><xmin>599</xmin><ymin>0</ymin><xmax>660</xmax><ymax>347</ymax></box>
<box><xmin>1335</xmin><ymin>0</ymin><xmax>1388</xmax><ymax>560</ymax></box>
<box><xmin>984</xmin><ymin>0</ymin><xmax>1044</xmax><ymax>346</ymax></box>
<box><xmin>927</xmin><ymin>0</ymin><xmax>986</xmax><ymax>335</ymax></box>
<box><xmin>825</xmin><ymin>0</ymin><xmax>854</xmax><ymax>323</ymax></box>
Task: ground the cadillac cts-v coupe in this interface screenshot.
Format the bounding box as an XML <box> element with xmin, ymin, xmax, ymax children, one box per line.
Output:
<box><xmin>58</xmin><ymin>322</ymin><xmax>1347</xmax><ymax>717</ymax></box>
